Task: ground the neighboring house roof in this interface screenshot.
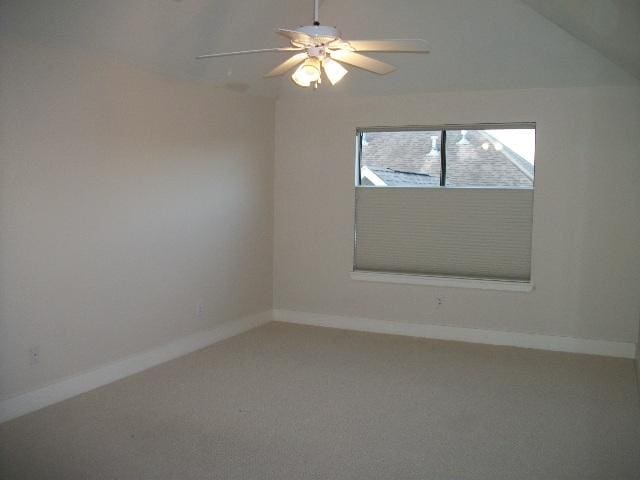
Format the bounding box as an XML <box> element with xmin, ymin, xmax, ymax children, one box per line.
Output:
<box><xmin>360</xmin><ymin>130</ymin><xmax>533</xmax><ymax>187</ymax></box>
<box><xmin>362</xmin><ymin>166</ymin><xmax>440</xmax><ymax>187</ymax></box>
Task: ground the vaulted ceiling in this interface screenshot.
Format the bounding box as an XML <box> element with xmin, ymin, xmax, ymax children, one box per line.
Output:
<box><xmin>522</xmin><ymin>0</ymin><xmax>640</xmax><ymax>80</ymax></box>
<box><xmin>2</xmin><ymin>0</ymin><xmax>638</xmax><ymax>98</ymax></box>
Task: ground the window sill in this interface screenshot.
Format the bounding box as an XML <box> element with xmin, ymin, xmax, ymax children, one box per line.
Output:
<box><xmin>350</xmin><ymin>271</ymin><xmax>534</xmax><ymax>292</ymax></box>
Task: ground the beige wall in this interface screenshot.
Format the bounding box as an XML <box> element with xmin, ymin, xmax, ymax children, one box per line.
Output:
<box><xmin>273</xmin><ymin>86</ymin><xmax>640</xmax><ymax>344</ymax></box>
<box><xmin>637</xmin><ymin>313</ymin><xmax>640</xmax><ymax>386</ymax></box>
<box><xmin>0</xmin><ymin>40</ymin><xmax>274</xmax><ymax>400</ymax></box>
<box><xmin>2</xmin><ymin>40</ymin><xmax>639</xmax><ymax>403</ymax></box>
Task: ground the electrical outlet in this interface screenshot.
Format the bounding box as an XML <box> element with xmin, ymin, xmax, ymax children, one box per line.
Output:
<box><xmin>436</xmin><ymin>297</ymin><xmax>444</xmax><ymax>308</ymax></box>
<box><xmin>29</xmin><ymin>346</ymin><xmax>40</xmax><ymax>365</ymax></box>
<box><xmin>196</xmin><ymin>302</ymin><xmax>204</xmax><ymax>320</ymax></box>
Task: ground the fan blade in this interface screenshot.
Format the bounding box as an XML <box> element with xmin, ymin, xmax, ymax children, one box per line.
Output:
<box><xmin>264</xmin><ymin>52</ymin><xmax>309</xmax><ymax>77</ymax></box>
<box><xmin>340</xmin><ymin>39</ymin><xmax>430</xmax><ymax>53</ymax></box>
<box><xmin>329</xmin><ymin>50</ymin><xmax>395</xmax><ymax>75</ymax></box>
<box><xmin>196</xmin><ymin>47</ymin><xmax>301</xmax><ymax>59</ymax></box>
<box><xmin>276</xmin><ymin>28</ymin><xmax>313</xmax><ymax>45</ymax></box>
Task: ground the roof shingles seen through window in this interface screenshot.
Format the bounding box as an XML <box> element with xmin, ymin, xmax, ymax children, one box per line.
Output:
<box><xmin>360</xmin><ymin>130</ymin><xmax>533</xmax><ymax>187</ymax></box>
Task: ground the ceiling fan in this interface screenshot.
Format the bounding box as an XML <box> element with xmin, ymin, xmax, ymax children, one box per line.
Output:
<box><xmin>196</xmin><ymin>0</ymin><xmax>429</xmax><ymax>88</ymax></box>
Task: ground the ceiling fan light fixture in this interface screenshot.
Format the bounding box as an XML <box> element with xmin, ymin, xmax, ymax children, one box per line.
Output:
<box><xmin>197</xmin><ymin>0</ymin><xmax>429</xmax><ymax>90</ymax></box>
<box><xmin>291</xmin><ymin>57</ymin><xmax>321</xmax><ymax>87</ymax></box>
<box><xmin>322</xmin><ymin>57</ymin><xmax>347</xmax><ymax>85</ymax></box>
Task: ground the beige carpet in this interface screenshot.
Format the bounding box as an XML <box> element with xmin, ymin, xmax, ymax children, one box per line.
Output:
<box><xmin>1</xmin><ymin>321</ymin><xmax>639</xmax><ymax>479</ymax></box>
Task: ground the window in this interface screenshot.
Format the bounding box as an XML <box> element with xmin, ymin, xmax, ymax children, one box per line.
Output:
<box><xmin>354</xmin><ymin>124</ymin><xmax>535</xmax><ymax>284</ymax></box>
<box><xmin>358</xmin><ymin>127</ymin><xmax>534</xmax><ymax>188</ymax></box>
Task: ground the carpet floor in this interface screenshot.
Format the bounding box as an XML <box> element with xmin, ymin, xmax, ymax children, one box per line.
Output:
<box><xmin>1</xmin><ymin>321</ymin><xmax>639</xmax><ymax>479</ymax></box>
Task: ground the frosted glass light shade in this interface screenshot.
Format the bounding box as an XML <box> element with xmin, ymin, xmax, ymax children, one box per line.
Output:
<box><xmin>292</xmin><ymin>58</ymin><xmax>321</xmax><ymax>87</ymax></box>
<box><xmin>323</xmin><ymin>58</ymin><xmax>347</xmax><ymax>85</ymax></box>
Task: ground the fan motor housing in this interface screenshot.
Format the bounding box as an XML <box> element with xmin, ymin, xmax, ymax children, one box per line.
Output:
<box><xmin>294</xmin><ymin>25</ymin><xmax>340</xmax><ymax>46</ymax></box>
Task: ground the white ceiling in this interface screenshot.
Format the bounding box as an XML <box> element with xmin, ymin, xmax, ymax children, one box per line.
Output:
<box><xmin>2</xmin><ymin>0</ymin><xmax>638</xmax><ymax>98</ymax></box>
<box><xmin>522</xmin><ymin>0</ymin><xmax>640</xmax><ymax>79</ymax></box>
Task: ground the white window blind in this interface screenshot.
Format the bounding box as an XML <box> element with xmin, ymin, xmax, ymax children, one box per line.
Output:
<box><xmin>354</xmin><ymin>187</ymin><xmax>533</xmax><ymax>281</ymax></box>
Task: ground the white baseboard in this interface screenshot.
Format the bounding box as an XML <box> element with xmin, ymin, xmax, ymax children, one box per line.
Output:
<box><xmin>273</xmin><ymin>309</ymin><xmax>637</xmax><ymax>359</ymax></box>
<box><xmin>3</xmin><ymin>309</ymin><xmax>635</xmax><ymax>424</ymax></box>
<box><xmin>0</xmin><ymin>311</ymin><xmax>271</xmax><ymax>424</ymax></box>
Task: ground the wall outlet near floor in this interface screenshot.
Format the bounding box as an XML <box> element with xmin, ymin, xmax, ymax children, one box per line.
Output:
<box><xmin>29</xmin><ymin>346</ymin><xmax>40</xmax><ymax>365</ymax></box>
<box><xmin>436</xmin><ymin>297</ymin><xmax>444</xmax><ymax>308</ymax></box>
<box><xmin>196</xmin><ymin>302</ymin><xmax>205</xmax><ymax>320</ymax></box>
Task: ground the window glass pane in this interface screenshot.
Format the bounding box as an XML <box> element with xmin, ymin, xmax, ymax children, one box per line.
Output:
<box><xmin>445</xmin><ymin>129</ymin><xmax>534</xmax><ymax>188</ymax></box>
<box><xmin>359</xmin><ymin>131</ymin><xmax>441</xmax><ymax>187</ymax></box>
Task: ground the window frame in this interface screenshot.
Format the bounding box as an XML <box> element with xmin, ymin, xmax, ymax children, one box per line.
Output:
<box><xmin>355</xmin><ymin>122</ymin><xmax>536</xmax><ymax>189</ymax></box>
<box><xmin>352</xmin><ymin>122</ymin><xmax>537</xmax><ymax>291</ymax></box>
